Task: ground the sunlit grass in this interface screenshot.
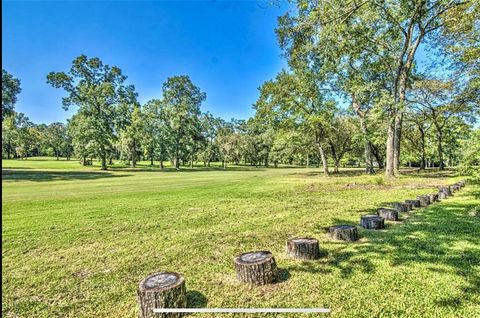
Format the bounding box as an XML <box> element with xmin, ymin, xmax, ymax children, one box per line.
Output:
<box><xmin>2</xmin><ymin>158</ymin><xmax>479</xmax><ymax>317</ymax></box>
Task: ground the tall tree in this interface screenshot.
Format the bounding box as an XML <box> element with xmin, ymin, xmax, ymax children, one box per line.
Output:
<box><xmin>255</xmin><ymin>70</ymin><xmax>335</xmax><ymax>174</ymax></box>
<box><xmin>2</xmin><ymin>69</ymin><xmax>22</xmax><ymax>120</ymax></box>
<box><xmin>45</xmin><ymin>122</ymin><xmax>68</xmax><ymax>160</ymax></box>
<box><xmin>142</xmin><ymin>99</ymin><xmax>168</xmax><ymax>167</ymax></box>
<box><xmin>161</xmin><ymin>75</ymin><xmax>206</xmax><ymax>170</ymax></box>
<box><xmin>408</xmin><ymin>79</ymin><xmax>475</xmax><ymax>170</ymax></box>
<box><xmin>14</xmin><ymin>113</ymin><xmax>39</xmax><ymax>159</ymax></box>
<box><xmin>47</xmin><ymin>55</ymin><xmax>137</xmax><ymax>170</ymax></box>
<box><xmin>277</xmin><ymin>0</ymin><xmax>469</xmax><ymax>177</ymax></box>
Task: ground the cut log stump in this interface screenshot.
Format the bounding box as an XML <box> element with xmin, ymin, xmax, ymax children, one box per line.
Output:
<box><xmin>459</xmin><ymin>180</ymin><xmax>466</xmax><ymax>187</ymax></box>
<box><xmin>378</xmin><ymin>208</ymin><xmax>399</xmax><ymax>221</ymax></box>
<box><xmin>452</xmin><ymin>184</ymin><xmax>461</xmax><ymax>192</ymax></box>
<box><xmin>137</xmin><ymin>272</ymin><xmax>187</xmax><ymax>318</ymax></box>
<box><xmin>286</xmin><ymin>238</ymin><xmax>320</xmax><ymax>260</ymax></box>
<box><xmin>439</xmin><ymin>186</ymin><xmax>452</xmax><ymax>196</ymax></box>
<box><xmin>360</xmin><ymin>215</ymin><xmax>385</xmax><ymax>229</ymax></box>
<box><xmin>404</xmin><ymin>201</ymin><xmax>415</xmax><ymax>210</ymax></box>
<box><xmin>405</xmin><ymin>199</ymin><xmax>421</xmax><ymax>208</ymax></box>
<box><xmin>417</xmin><ymin>195</ymin><xmax>430</xmax><ymax>207</ymax></box>
<box><xmin>438</xmin><ymin>191</ymin><xmax>447</xmax><ymax>200</ymax></box>
<box><xmin>393</xmin><ymin>202</ymin><xmax>411</xmax><ymax>212</ymax></box>
<box><xmin>429</xmin><ymin>193</ymin><xmax>439</xmax><ymax>203</ymax></box>
<box><xmin>329</xmin><ymin>225</ymin><xmax>359</xmax><ymax>241</ymax></box>
<box><xmin>234</xmin><ymin>251</ymin><xmax>278</xmax><ymax>285</ymax></box>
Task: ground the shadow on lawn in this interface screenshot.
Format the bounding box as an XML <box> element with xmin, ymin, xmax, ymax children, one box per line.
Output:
<box><xmin>318</xmin><ymin>191</ymin><xmax>480</xmax><ymax>306</ymax></box>
<box><xmin>108</xmin><ymin>166</ymin><xmax>267</xmax><ymax>173</ymax></box>
<box><xmin>187</xmin><ymin>290</ymin><xmax>208</xmax><ymax>308</ymax></box>
<box><xmin>2</xmin><ymin>169</ymin><xmax>131</xmax><ymax>182</ymax></box>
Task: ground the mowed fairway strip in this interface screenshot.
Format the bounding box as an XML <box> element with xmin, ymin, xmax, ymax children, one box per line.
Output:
<box><xmin>2</xmin><ymin>159</ymin><xmax>480</xmax><ymax>317</ymax></box>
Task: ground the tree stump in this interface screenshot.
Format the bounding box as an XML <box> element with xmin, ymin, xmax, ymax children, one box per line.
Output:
<box><xmin>429</xmin><ymin>193</ymin><xmax>439</xmax><ymax>203</ymax></box>
<box><xmin>439</xmin><ymin>186</ymin><xmax>451</xmax><ymax>196</ymax></box>
<box><xmin>378</xmin><ymin>208</ymin><xmax>399</xmax><ymax>221</ymax></box>
<box><xmin>416</xmin><ymin>195</ymin><xmax>430</xmax><ymax>207</ymax></box>
<box><xmin>404</xmin><ymin>201</ymin><xmax>415</xmax><ymax>210</ymax></box>
<box><xmin>137</xmin><ymin>272</ymin><xmax>187</xmax><ymax>318</ymax></box>
<box><xmin>452</xmin><ymin>184</ymin><xmax>460</xmax><ymax>192</ymax></box>
<box><xmin>405</xmin><ymin>199</ymin><xmax>421</xmax><ymax>208</ymax></box>
<box><xmin>286</xmin><ymin>238</ymin><xmax>320</xmax><ymax>260</ymax></box>
<box><xmin>459</xmin><ymin>180</ymin><xmax>465</xmax><ymax>187</ymax></box>
<box><xmin>233</xmin><ymin>251</ymin><xmax>278</xmax><ymax>285</ymax></box>
<box><xmin>329</xmin><ymin>225</ymin><xmax>359</xmax><ymax>241</ymax></box>
<box><xmin>360</xmin><ymin>215</ymin><xmax>385</xmax><ymax>229</ymax></box>
<box><xmin>438</xmin><ymin>191</ymin><xmax>447</xmax><ymax>200</ymax></box>
<box><xmin>393</xmin><ymin>202</ymin><xmax>411</xmax><ymax>213</ymax></box>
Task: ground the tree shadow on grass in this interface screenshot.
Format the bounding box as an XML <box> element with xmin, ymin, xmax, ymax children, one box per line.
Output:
<box><xmin>2</xmin><ymin>169</ymin><xmax>131</xmax><ymax>182</ymax></box>
<box><xmin>186</xmin><ymin>290</ymin><xmax>208</xmax><ymax>308</ymax></box>
<box><xmin>324</xmin><ymin>193</ymin><xmax>480</xmax><ymax>307</ymax></box>
<box><xmin>275</xmin><ymin>268</ymin><xmax>291</xmax><ymax>284</ymax></box>
<box><xmin>400</xmin><ymin>168</ymin><xmax>457</xmax><ymax>179</ymax></box>
<box><xmin>108</xmin><ymin>166</ymin><xmax>267</xmax><ymax>173</ymax></box>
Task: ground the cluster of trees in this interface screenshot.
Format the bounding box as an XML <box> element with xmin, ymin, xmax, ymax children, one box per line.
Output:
<box><xmin>253</xmin><ymin>0</ymin><xmax>479</xmax><ymax>176</ymax></box>
<box><xmin>2</xmin><ymin>1</ymin><xmax>479</xmax><ymax>177</ymax></box>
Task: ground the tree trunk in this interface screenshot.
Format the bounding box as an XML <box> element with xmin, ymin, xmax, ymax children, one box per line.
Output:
<box><xmin>437</xmin><ymin>130</ymin><xmax>444</xmax><ymax>170</ymax></box>
<box><xmin>319</xmin><ymin>145</ymin><xmax>329</xmax><ymax>175</ymax></box>
<box><xmin>419</xmin><ymin>128</ymin><xmax>426</xmax><ymax>170</ymax></box>
<box><xmin>131</xmin><ymin>141</ymin><xmax>136</xmax><ymax>168</ymax></box>
<box><xmin>137</xmin><ymin>272</ymin><xmax>187</xmax><ymax>318</ymax></box>
<box><xmin>371</xmin><ymin>144</ymin><xmax>384</xmax><ymax>169</ymax></box>
<box><xmin>233</xmin><ymin>251</ymin><xmax>278</xmax><ymax>285</ymax></box>
<box><xmin>352</xmin><ymin>99</ymin><xmax>374</xmax><ymax>174</ymax></box>
<box><xmin>385</xmin><ymin>119</ymin><xmax>395</xmax><ymax>177</ymax></box>
<box><xmin>100</xmin><ymin>145</ymin><xmax>107</xmax><ymax>170</ymax></box>
<box><xmin>334</xmin><ymin>160</ymin><xmax>340</xmax><ymax>173</ymax></box>
<box><xmin>286</xmin><ymin>238</ymin><xmax>320</xmax><ymax>260</ymax></box>
<box><xmin>306</xmin><ymin>153</ymin><xmax>309</xmax><ymax>168</ymax></box>
<box><xmin>393</xmin><ymin>112</ymin><xmax>403</xmax><ymax>174</ymax></box>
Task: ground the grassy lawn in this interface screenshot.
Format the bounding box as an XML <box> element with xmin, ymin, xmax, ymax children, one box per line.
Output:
<box><xmin>2</xmin><ymin>158</ymin><xmax>479</xmax><ymax>317</ymax></box>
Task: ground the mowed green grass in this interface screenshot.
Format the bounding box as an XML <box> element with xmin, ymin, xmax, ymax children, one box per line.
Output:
<box><xmin>2</xmin><ymin>158</ymin><xmax>480</xmax><ymax>318</ymax></box>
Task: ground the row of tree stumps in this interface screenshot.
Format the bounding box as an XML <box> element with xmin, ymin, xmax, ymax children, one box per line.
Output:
<box><xmin>137</xmin><ymin>180</ymin><xmax>466</xmax><ymax>318</ymax></box>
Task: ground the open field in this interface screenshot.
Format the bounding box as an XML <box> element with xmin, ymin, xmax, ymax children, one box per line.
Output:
<box><xmin>2</xmin><ymin>158</ymin><xmax>480</xmax><ymax>317</ymax></box>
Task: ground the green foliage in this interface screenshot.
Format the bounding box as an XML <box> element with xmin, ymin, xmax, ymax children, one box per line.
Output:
<box><xmin>47</xmin><ymin>55</ymin><xmax>137</xmax><ymax>170</ymax></box>
<box><xmin>2</xmin><ymin>69</ymin><xmax>21</xmax><ymax>120</ymax></box>
<box><xmin>373</xmin><ymin>175</ymin><xmax>386</xmax><ymax>185</ymax></box>
<box><xmin>160</xmin><ymin>75</ymin><xmax>206</xmax><ymax>169</ymax></box>
<box><xmin>459</xmin><ymin>128</ymin><xmax>480</xmax><ymax>181</ymax></box>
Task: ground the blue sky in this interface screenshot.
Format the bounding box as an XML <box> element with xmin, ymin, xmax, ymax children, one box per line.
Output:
<box><xmin>2</xmin><ymin>1</ymin><xmax>290</xmax><ymax>124</ymax></box>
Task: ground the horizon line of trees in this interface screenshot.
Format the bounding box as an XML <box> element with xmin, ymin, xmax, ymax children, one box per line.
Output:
<box><xmin>2</xmin><ymin>64</ymin><xmax>477</xmax><ymax>173</ymax></box>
